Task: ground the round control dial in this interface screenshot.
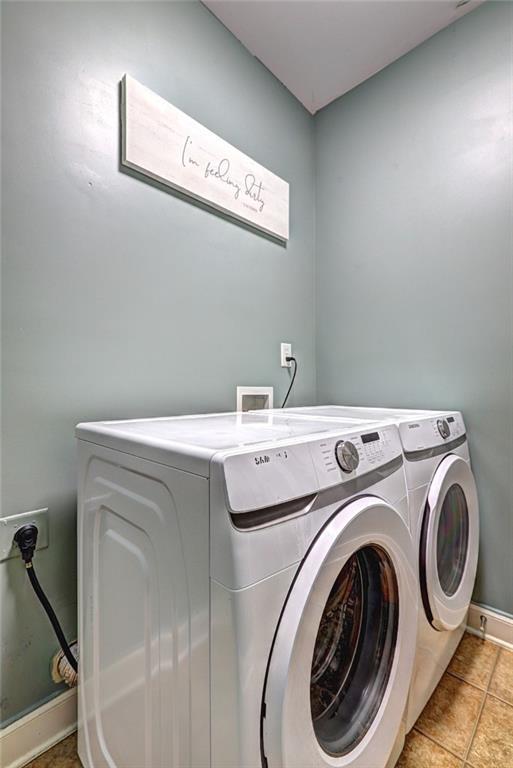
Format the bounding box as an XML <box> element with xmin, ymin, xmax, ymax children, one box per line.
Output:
<box><xmin>437</xmin><ymin>419</ymin><xmax>450</xmax><ymax>439</ymax></box>
<box><xmin>335</xmin><ymin>440</ymin><xmax>360</xmax><ymax>473</ymax></box>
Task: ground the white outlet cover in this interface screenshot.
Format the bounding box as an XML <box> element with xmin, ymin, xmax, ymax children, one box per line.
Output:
<box><xmin>281</xmin><ymin>342</ymin><xmax>292</xmax><ymax>367</ymax></box>
<box><xmin>0</xmin><ymin>508</ymin><xmax>49</xmax><ymax>562</ymax></box>
<box><xmin>236</xmin><ymin>386</ymin><xmax>274</xmax><ymax>412</ymax></box>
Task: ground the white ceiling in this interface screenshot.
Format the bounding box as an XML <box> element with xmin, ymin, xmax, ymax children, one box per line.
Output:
<box><xmin>204</xmin><ymin>0</ymin><xmax>483</xmax><ymax>114</ymax></box>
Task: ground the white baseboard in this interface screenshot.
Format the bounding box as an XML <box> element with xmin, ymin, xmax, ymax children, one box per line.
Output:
<box><xmin>467</xmin><ymin>602</ymin><xmax>513</xmax><ymax>651</ymax></box>
<box><xmin>0</xmin><ymin>689</ymin><xmax>77</xmax><ymax>768</ymax></box>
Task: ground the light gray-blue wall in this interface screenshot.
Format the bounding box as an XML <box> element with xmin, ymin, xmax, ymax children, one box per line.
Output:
<box><xmin>2</xmin><ymin>0</ymin><xmax>511</xmax><ymax>732</ymax></box>
<box><xmin>314</xmin><ymin>2</ymin><xmax>513</xmax><ymax>616</ymax></box>
<box><xmin>0</xmin><ymin>0</ymin><xmax>316</xmax><ymax>725</ymax></box>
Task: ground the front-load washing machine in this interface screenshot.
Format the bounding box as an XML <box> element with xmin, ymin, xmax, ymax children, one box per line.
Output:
<box><xmin>77</xmin><ymin>411</ymin><xmax>418</xmax><ymax>768</ymax></box>
<box><xmin>261</xmin><ymin>406</ymin><xmax>479</xmax><ymax>732</ymax></box>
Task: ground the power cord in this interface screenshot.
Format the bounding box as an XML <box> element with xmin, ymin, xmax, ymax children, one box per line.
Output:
<box><xmin>14</xmin><ymin>524</ymin><xmax>78</xmax><ymax>673</ymax></box>
<box><xmin>281</xmin><ymin>355</ymin><xmax>298</xmax><ymax>408</ymax></box>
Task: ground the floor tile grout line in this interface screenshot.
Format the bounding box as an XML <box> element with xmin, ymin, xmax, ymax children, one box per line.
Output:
<box><xmin>463</xmin><ymin>692</ymin><xmax>488</xmax><ymax>763</ymax></box>
<box><xmin>412</xmin><ymin>726</ymin><xmax>470</xmax><ymax>763</ymax></box>
<box><xmin>484</xmin><ymin>645</ymin><xmax>501</xmax><ymax>692</ymax></box>
<box><xmin>447</xmin><ymin>634</ymin><xmax>502</xmax><ymax>692</ymax></box>
<box><xmin>462</xmin><ymin>648</ymin><xmax>502</xmax><ymax>763</ymax></box>
<box><xmin>485</xmin><ymin>645</ymin><xmax>513</xmax><ymax>706</ymax></box>
<box><xmin>446</xmin><ymin>668</ymin><xmax>488</xmax><ymax>693</ymax></box>
<box><xmin>485</xmin><ymin>688</ymin><xmax>513</xmax><ymax>707</ymax></box>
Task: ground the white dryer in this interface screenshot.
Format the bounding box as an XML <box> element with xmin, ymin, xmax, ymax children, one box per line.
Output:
<box><xmin>76</xmin><ymin>411</ymin><xmax>417</xmax><ymax>768</ymax></box>
<box><xmin>265</xmin><ymin>406</ymin><xmax>479</xmax><ymax>732</ymax></box>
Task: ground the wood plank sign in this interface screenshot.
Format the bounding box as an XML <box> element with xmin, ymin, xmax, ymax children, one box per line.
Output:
<box><xmin>121</xmin><ymin>75</ymin><xmax>289</xmax><ymax>241</ymax></box>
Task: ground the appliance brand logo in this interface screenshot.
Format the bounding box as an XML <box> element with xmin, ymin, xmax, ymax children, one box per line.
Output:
<box><xmin>408</xmin><ymin>423</ymin><xmax>421</xmax><ymax>429</ymax></box>
<box><xmin>254</xmin><ymin>455</ymin><xmax>271</xmax><ymax>466</ymax></box>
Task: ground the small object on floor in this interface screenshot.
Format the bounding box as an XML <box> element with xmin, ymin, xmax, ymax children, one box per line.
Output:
<box><xmin>51</xmin><ymin>643</ymin><xmax>79</xmax><ymax>688</ymax></box>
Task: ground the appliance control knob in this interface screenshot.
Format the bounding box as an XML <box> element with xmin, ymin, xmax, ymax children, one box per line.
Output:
<box><xmin>335</xmin><ymin>440</ymin><xmax>360</xmax><ymax>473</ymax></box>
<box><xmin>437</xmin><ymin>419</ymin><xmax>450</xmax><ymax>439</ymax></box>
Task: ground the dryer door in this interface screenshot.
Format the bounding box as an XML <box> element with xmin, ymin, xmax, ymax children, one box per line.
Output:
<box><xmin>261</xmin><ymin>497</ymin><xmax>417</xmax><ymax>768</ymax></box>
<box><xmin>420</xmin><ymin>455</ymin><xmax>479</xmax><ymax>631</ymax></box>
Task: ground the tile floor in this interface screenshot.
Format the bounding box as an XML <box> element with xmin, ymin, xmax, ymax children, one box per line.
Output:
<box><xmin>24</xmin><ymin>633</ymin><xmax>513</xmax><ymax>768</ymax></box>
<box><xmin>397</xmin><ymin>633</ymin><xmax>513</xmax><ymax>768</ymax></box>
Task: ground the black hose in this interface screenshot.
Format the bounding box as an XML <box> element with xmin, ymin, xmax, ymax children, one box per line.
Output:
<box><xmin>281</xmin><ymin>356</ymin><xmax>298</xmax><ymax>408</ymax></box>
<box><xmin>26</xmin><ymin>562</ymin><xmax>78</xmax><ymax>673</ymax></box>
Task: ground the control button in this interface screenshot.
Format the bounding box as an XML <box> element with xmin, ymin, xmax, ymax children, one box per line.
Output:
<box><xmin>437</xmin><ymin>419</ymin><xmax>450</xmax><ymax>439</ymax></box>
<box><xmin>335</xmin><ymin>440</ymin><xmax>360</xmax><ymax>473</ymax></box>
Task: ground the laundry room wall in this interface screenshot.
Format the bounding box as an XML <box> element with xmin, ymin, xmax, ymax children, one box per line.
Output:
<box><xmin>0</xmin><ymin>1</ymin><xmax>316</xmax><ymax>726</ymax></box>
<box><xmin>314</xmin><ymin>2</ymin><xmax>513</xmax><ymax>617</ymax></box>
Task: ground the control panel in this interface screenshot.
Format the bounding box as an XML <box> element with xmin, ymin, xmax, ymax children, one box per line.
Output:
<box><xmin>311</xmin><ymin>425</ymin><xmax>403</xmax><ymax>490</ymax></box>
<box><xmin>335</xmin><ymin>440</ymin><xmax>360</xmax><ymax>473</ymax></box>
<box><xmin>221</xmin><ymin>424</ymin><xmax>404</xmax><ymax>511</ymax></box>
<box><xmin>437</xmin><ymin>418</ymin><xmax>450</xmax><ymax>439</ymax></box>
<box><xmin>399</xmin><ymin>412</ymin><xmax>466</xmax><ymax>453</ymax></box>
<box><xmin>223</xmin><ymin>440</ymin><xmax>319</xmax><ymax>513</ymax></box>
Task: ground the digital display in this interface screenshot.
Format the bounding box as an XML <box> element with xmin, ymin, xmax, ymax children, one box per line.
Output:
<box><xmin>361</xmin><ymin>431</ymin><xmax>380</xmax><ymax>444</ymax></box>
<box><xmin>447</xmin><ymin>417</ymin><xmax>455</xmax><ymax>423</ymax></box>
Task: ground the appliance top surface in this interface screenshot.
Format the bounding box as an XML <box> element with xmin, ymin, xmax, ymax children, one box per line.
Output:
<box><xmin>279</xmin><ymin>405</ymin><xmax>457</xmax><ymax>423</ymax></box>
<box><xmin>76</xmin><ymin>411</ymin><xmax>366</xmax><ymax>451</ymax></box>
<box><xmin>76</xmin><ymin>411</ymin><xmax>391</xmax><ymax>476</ymax></box>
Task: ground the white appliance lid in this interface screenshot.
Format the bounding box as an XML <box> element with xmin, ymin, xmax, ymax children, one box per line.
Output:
<box><xmin>76</xmin><ymin>410</ymin><xmax>400</xmax><ymax>478</ymax></box>
<box><xmin>76</xmin><ymin>412</ymin><xmax>378</xmax><ymax>475</ymax></box>
<box><xmin>76</xmin><ymin>412</ymin><xmax>356</xmax><ymax>450</ymax></box>
<box><xmin>280</xmin><ymin>405</ymin><xmax>453</xmax><ymax>421</ymax></box>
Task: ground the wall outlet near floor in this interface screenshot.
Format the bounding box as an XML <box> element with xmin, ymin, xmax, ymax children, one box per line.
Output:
<box><xmin>0</xmin><ymin>508</ymin><xmax>49</xmax><ymax>562</ymax></box>
<box><xmin>281</xmin><ymin>342</ymin><xmax>292</xmax><ymax>367</ymax></box>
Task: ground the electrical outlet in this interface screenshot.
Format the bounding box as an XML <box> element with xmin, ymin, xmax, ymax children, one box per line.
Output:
<box><xmin>281</xmin><ymin>342</ymin><xmax>292</xmax><ymax>368</ymax></box>
<box><xmin>0</xmin><ymin>508</ymin><xmax>49</xmax><ymax>562</ymax></box>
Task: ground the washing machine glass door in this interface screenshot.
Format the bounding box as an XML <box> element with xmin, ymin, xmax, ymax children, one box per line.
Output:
<box><xmin>261</xmin><ymin>496</ymin><xmax>417</xmax><ymax>768</ymax></box>
<box><xmin>420</xmin><ymin>455</ymin><xmax>479</xmax><ymax>631</ymax></box>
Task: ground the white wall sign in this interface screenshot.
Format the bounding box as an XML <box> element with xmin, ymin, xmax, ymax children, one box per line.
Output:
<box><xmin>121</xmin><ymin>75</ymin><xmax>289</xmax><ymax>241</ymax></box>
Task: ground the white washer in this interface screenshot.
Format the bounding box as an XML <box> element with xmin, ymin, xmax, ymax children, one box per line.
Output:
<box><xmin>264</xmin><ymin>406</ymin><xmax>479</xmax><ymax>731</ymax></box>
<box><xmin>77</xmin><ymin>411</ymin><xmax>417</xmax><ymax>768</ymax></box>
